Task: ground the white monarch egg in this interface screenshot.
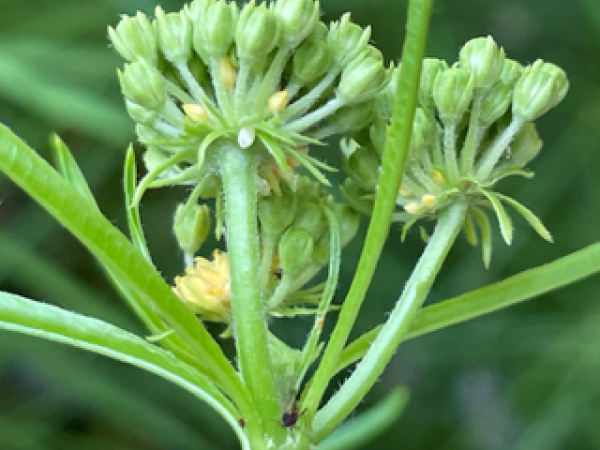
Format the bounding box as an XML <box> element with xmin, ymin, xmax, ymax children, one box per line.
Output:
<box><xmin>238</xmin><ymin>126</ymin><xmax>256</xmax><ymax>149</ymax></box>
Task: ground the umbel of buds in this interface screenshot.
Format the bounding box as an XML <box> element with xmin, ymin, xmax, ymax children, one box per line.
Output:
<box><xmin>109</xmin><ymin>0</ymin><xmax>392</xmax><ymax>204</ymax></box>
<box><xmin>342</xmin><ymin>35</ymin><xmax>568</xmax><ymax>266</ymax></box>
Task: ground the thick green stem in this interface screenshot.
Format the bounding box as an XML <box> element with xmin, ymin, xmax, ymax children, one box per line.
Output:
<box><xmin>312</xmin><ymin>201</ymin><xmax>468</xmax><ymax>441</ymax></box>
<box><xmin>217</xmin><ymin>142</ymin><xmax>284</xmax><ymax>445</ymax></box>
<box><xmin>301</xmin><ymin>0</ymin><xmax>434</xmax><ymax>424</ymax></box>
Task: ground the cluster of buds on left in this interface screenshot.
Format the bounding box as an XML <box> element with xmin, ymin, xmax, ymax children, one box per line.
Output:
<box><xmin>109</xmin><ymin>0</ymin><xmax>383</xmax><ymax>325</ymax></box>
<box><xmin>109</xmin><ymin>0</ymin><xmax>392</xmax><ymax>203</ymax></box>
<box><xmin>342</xmin><ymin>36</ymin><xmax>568</xmax><ymax>266</ymax></box>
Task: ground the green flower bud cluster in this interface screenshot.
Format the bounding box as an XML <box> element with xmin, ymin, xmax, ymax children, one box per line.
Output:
<box><xmin>109</xmin><ymin>0</ymin><xmax>392</xmax><ymax>206</ymax></box>
<box><xmin>342</xmin><ymin>35</ymin><xmax>568</xmax><ymax>265</ymax></box>
<box><xmin>258</xmin><ymin>176</ymin><xmax>359</xmax><ymax>317</ymax></box>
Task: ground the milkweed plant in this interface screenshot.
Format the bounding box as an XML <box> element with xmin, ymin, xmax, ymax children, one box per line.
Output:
<box><xmin>3</xmin><ymin>0</ymin><xmax>599</xmax><ymax>449</ymax></box>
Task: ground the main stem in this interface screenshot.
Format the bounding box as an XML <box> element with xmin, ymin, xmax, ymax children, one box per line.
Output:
<box><xmin>218</xmin><ymin>142</ymin><xmax>283</xmax><ymax>446</ymax></box>
<box><xmin>312</xmin><ymin>201</ymin><xmax>468</xmax><ymax>441</ymax></box>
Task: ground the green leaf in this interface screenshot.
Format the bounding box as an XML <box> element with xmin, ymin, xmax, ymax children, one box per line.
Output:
<box><xmin>334</xmin><ymin>242</ymin><xmax>600</xmax><ymax>377</ymax></box>
<box><xmin>124</xmin><ymin>146</ymin><xmax>152</xmax><ymax>261</ymax></box>
<box><xmin>470</xmin><ymin>206</ymin><xmax>493</xmax><ymax>268</ymax></box>
<box><xmin>479</xmin><ymin>189</ymin><xmax>513</xmax><ymax>244</ymax></box>
<box><xmin>0</xmin><ymin>125</ymin><xmax>247</xmax><ymax>409</ymax></box>
<box><xmin>0</xmin><ymin>291</ymin><xmax>248</xmax><ymax>450</ymax></box>
<box><xmin>49</xmin><ymin>133</ymin><xmax>97</xmax><ymax>206</ymax></box>
<box><xmin>462</xmin><ymin>214</ymin><xmax>478</xmax><ymax>246</ymax></box>
<box><xmin>496</xmin><ymin>192</ymin><xmax>553</xmax><ymax>242</ymax></box>
<box><xmin>318</xmin><ymin>387</ymin><xmax>409</xmax><ymax>450</ymax></box>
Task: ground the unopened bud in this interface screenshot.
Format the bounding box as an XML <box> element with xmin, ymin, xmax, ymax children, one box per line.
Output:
<box><xmin>499</xmin><ymin>58</ymin><xmax>523</xmax><ymax>87</ymax></box>
<box><xmin>337</xmin><ymin>56</ymin><xmax>391</xmax><ymax>105</ymax></box>
<box><xmin>419</xmin><ymin>58</ymin><xmax>447</xmax><ymax>109</ymax></box>
<box><xmin>478</xmin><ymin>82</ymin><xmax>512</xmax><ymax>127</ymax></box>
<box><xmin>459</xmin><ymin>36</ymin><xmax>505</xmax><ymax>89</ymax></box>
<box><xmin>327</xmin><ymin>13</ymin><xmax>371</xmax><ymax>67</ymax></box>
<box><xmin>433</xmin><ymin>67</ymin><xmax>475</xmax><ymax>124</ymax></box>
<box><xmin>236</xmin><ymin>2</ymin><xmax>279</xmax><ymax>66</ymax></box>
<box><xmin>193</xmin><ymin>0</ymin><xmax>238</xmax><ymax>58</ymax></box>
<box><xmin>278</xmin><ymin>228</ymin><xmax>314</xmax><ymax>274</ymax></box>
<box><xmin>512</xmin><ymin>60</ymin><xmax>568</xmax><ymax>121</ymax></box>
<box><xmin>155</xmin><ymin>7</ymin><xmax>193</xmax><ymax>63</ymax></box>
<box><xmin>173</xmin><ymin>203</ymin><xmax>210</xmax><ymax>255</ymax></box>
<box><xmin>292</xmin><ymin>38</ymin><xmax>331</xmax><ymax>85</ymax></box>
<box><xmin>119</xmin><ymin>61</ymin><xmax>166</xmax><ymax>110</ymax></box>
<box><xmin>272</xmin><ymin>0</ymin><xmax>320</xmax><ymax>48</ymax></box>
<box><xmin>108</xmin><ymin>11</ymin><xmax>157</xmax><ymax>63</ymax></box>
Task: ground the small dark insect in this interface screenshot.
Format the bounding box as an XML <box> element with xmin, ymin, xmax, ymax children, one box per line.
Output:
<box><xmin>238</xmin><ymin>418</ymin><xmax>245</xmax><ymax>428</ymax></box>
<box><xmin>281</xmin><ymin>399</ymin><xmax>305</xmax><ymax>428</ymax></box>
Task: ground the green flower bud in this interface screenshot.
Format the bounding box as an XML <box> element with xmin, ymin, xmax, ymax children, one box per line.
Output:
<box><xmin>478</xmin><ymin>82</ymin><xmax>512</xmax><ymax>127</ymax></box>
<box><xmin>337</xmin><ymin>56</ymin><xmax>391</xmax><ymax>105</ymax></box>
<box><xmin>499</xmin><ymin>58</ymin><xmax>523</xmax><ymax>87</ymax></box>
<box><xmin>293</xmin><ymin>203</ymin><xmax>326</xmax><ymax>240</ymax></box>
<box><xmin>344</xmin><ymin>144</ymin><xmax>380</xmax><ymax>189</ymax></box>
<box><xmin>143</xmin><ymin>146</ymin><xmax>170</xmax><ymax>173</ymax></box>
<box><xmin>186</xmin><ymin>0</ymin><xmax>214</xmax><ymax>21</ymax></box>
<box><xmin>418</xmin><ymin>58</ymin><xmax>448</xmax><ymax>109</ymax></box>
<box><xmin>193</xmin><ymin>0</ymin><xmax>238</xmax><ymax>59</ymax></box>
<box><xmin>108</xmin><ymin>11</ymin><xmax>157</xmax><ymax>63</ymax></box>
<box><xmin>327</xmin><ymin>13</ymin><xmax>371</xmax><ymax>68</ymax></box>
<box><xmin>258</xmin><ymin>191</ymin><xmax>297</xmax><ymax>239</ymax></box>
<box><xmin>292</xmin><ymin>38</ymin><xmax>331</xmax><ymax>85</ymax></box>
<box><xmin>311</xmin><ymin>230</ymin><xmax>331</xmax><ymax>267</ymax></box>
<box><xmin>512</xmin><ymin>60</ymin><xmax>569</xmax><ymax>122</ymax></box>
<box><xmin>272</xmin><ymin>0</ymin><xmax>320</xmax><ymax>48</ymax></box>
<box><xmin>236</xmin><ymin>2</ymin><xmax>279</xmax><ymax>66</ymax></box>
<box><xmin>368</xmin><ymin>119</ymin><xmax>387</xmax><ymax>155</ymax></box>
<box><xmin>119</xmin><ymin>61</ymin><xmax>166</xmax><ymax>110</ymax></box>
<box><xmin>505</xmin><ymin>122</ymin><xmax>542</xmax><ymax>168</ymax></box>
<box><xmin>173</xmin><ymin>203</ymin><xmax>210</xmax><ymax>256</ymax></box>
<box><xmin>459</xmin><ymin>35</ymin><xmax>505</xmax><ymax>89</ymax></box>
<box><xmin>155</xmin><ymin>6</ymin><xmax>193</xmax><ymax>63</ymax></box>
<box><xmin>125</xmin><ymin>99</ymin><xmax>158</xmax><ymax>125</ymax></box>
<box><xmin>433</xmin><ymin>67</ymin><xmax>475</xmax><ymax>124</ymax></box>
<box><xmin>409</xmin><ymin>107</ymin><xmax>436</xmax><ymax>157</ymax></box>
<box><xmin>332</xmin><ymin>203</ymin><xmax>360</xmax><ymax>246</ymax></box>
<box><xmin>136</xmin><ymin>123</ymin><xmax>167</xmax><ymax>146</ymax></box>
<box><xmin>278</xmin><ymin>228</ymin><xmax>314</xmax><ymax>274</ymax></box>
<box><xmin>326</xmin><ymin>102</ymin><xmax>375</xmax><ymax>133</ymax></box>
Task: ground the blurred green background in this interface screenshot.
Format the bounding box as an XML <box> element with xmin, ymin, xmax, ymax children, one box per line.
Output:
<box><xmin>1</xmin><ymin>0</ymin><xmax>599</xmax><ymax>449</ymax></box>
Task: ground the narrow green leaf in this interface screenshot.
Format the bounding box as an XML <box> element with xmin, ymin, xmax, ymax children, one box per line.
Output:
<box><xmin>0</xmin><ymin>291</ymin><xmax>248</xmax><ymax>450</ymax></box>
<box><xmin>49</xmin><ymin>133</ymin><xmax>97</xmax><ymax>206</ymax></box>
<box><xmin>0</xmin><ymin>125</ymin><xmax>248</xmax><ymax>411</ymax></box>
<box><xmin>479</xmin><ymin>189</ymin><xmax>513</xmax><ymax>244</ymax></box>
<box><xmin>318</xmin><ymin>387</ymin><xmax>409</xmax><ymax>450</ymax></box>
<box><xmin>298</xmin><ymin>207</ymin><xmax>341</xmax><ymax>391</ymax></box>
<box><xmin>463</xmin><ymin>214</ymin><xmax>478</xmax><ymax>246</ymax></box>
<box><xmin>124</xmin><ymin>146</ymin><xmax>151</xmax><ymax>261</ymax></box>
<box><xmin>334</xmin><ymin>242</ymin><xmax>600</xmax><ymax>376</ymax></box>
<box><xmin>496</xmin><ymin>192</ymin><xmax>553</xmax><ymax>242</ymax></box>
<box><xmin>470</xmin><ymin>206</ymin><xmax>493</xmax><ymax>268</ymax></box>
<box><xmin>258</xmin><ymin>131</ymin><xmax>293</xmax><ymax>176</ymax></box>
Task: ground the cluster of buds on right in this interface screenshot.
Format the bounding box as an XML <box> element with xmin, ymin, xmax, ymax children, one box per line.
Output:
<box><xmin>342</xmin><ymin>36</ymin><xmax>568</xmax><ymax>265</ymax></box>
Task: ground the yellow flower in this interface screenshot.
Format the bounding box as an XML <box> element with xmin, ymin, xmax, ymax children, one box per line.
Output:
<box><xmin>172</xmin><ymin>250</ymin><xmax>231</xmax><ymax>322</ymax></box>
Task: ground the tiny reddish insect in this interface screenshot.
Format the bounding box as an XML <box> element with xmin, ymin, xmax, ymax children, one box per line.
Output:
<box><xmin>281</xmin><ymin>399</ymin><xmax>305</xmax><ymax>428</ymax></box>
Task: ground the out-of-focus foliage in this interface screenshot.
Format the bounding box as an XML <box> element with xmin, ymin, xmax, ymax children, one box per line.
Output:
<box><xmin>0</xmin><ymin>0</ymin><xmax>599</xmax><ymax>449</ymax></box>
